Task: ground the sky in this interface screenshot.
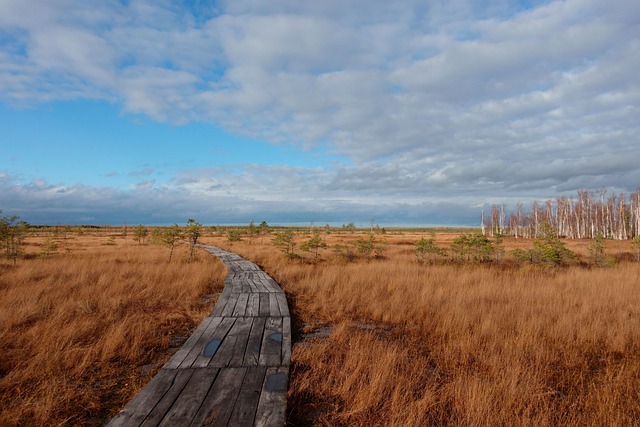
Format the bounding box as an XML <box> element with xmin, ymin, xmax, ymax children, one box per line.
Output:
<box><xmin>1</xmin><ymin>0</ymin><xmax>639</xmax><ymax>226</ymax></box>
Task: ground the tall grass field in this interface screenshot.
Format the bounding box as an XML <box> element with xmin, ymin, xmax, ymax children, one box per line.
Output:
<box><xmin>0</xmin><ymin>231</ymin><xmax>225</xmax><ymax>426</ymax></box>
<box><xmin>206</xmin><ymin>230</ymin><xmax>640</xmax><ymax>426</ymax></box>
<box><xmin>1</xmin><ymin>227</ymin><xmax>639</xmax><ymax>426</ymax></box>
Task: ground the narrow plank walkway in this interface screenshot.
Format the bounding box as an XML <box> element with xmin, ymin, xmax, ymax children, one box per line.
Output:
<box><xmin>108</xmin><ymin>246</ymin><xmax>291</xmax><ymax>427</ymax></box>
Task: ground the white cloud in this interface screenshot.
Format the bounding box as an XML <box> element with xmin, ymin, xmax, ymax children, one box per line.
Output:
<box><xmin>0</xmin><ymin>171</ymin><xmax>480</xmax><ymax>225</ymax></box>
<box><xmin>1</xmin><ymin>0</ymin><xmax>639</xmax><ymax>223</ymax></box>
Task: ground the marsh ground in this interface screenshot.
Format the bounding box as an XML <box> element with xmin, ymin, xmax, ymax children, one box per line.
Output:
<box><xmin>0</xmin><ymin>231</ymin><xmax>225</xmax><ymax>426</ymax></box>
<box><xmin>205</xmin><ymin>230</ymin><xmax>640</xmax><ymax>426</ymax></box>
<box><xmin>1</xmin><ymin>228</ymin><xmax>639</xmax><ymax>426</ymax></box>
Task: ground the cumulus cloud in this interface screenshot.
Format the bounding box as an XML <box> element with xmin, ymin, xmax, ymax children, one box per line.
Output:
<box><xmin>1</xmin><ymin>0</ymin><xmax>639</xmax><ymax>223</ymax></box>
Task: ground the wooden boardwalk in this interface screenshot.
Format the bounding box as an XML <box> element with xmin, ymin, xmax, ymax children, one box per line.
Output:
<box><xmin>108</xmin><ymin>246</ymin><xmax>291</xmax><ymax>427</ymax></box>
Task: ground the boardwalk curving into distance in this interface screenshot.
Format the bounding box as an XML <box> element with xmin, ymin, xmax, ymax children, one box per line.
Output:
<box><xmin>108</xmin><ymin>246</ymin><xmax>291</xmax><ymax>427</ymax></box>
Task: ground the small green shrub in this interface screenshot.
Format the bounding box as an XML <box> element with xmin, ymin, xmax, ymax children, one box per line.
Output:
<box><xmin>227</xmin><ymin>229</ymin><xmax>243</xmax><ymax>242</ymax></box>
<box><xmin>353</xmin><ymin>233</ymin><xmax>386</xmax><ymax>259</ymax></box>
<box><xmin>415</xmin><ymin>236</ymin><xmax>445</xmax><ymax>264</ymax></box>
<box><xmin>511</xmin><ymin>222</ymin><xmax>577</xmax><ymax>266</ymax></box>
<box><xmin>450</xmin><ymin>233</ymin><xmax>494</xmax><ymax>263</ymax></box>
<box><xmin>273</xmin><ymin>230</ymin><xmax>296</xmax><ymax>258</ymax></box>
<box><xmin>588</xmin><ymin>234</ymin><xmax>611</xmax><ymax>267</ymax></box>
<box><xmin>300</xmin><ymin>230</ymin><xmax>327</xmax><ymax>259</ymax></box>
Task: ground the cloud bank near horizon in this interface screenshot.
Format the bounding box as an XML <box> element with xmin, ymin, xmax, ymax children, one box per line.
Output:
<box><xmin>1</xmin><ymin>0</ymin><xmax>639</xmax><ymax>225</ymax></box>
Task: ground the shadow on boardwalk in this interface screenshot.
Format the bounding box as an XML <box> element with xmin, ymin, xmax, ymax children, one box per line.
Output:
<box><xmin>108</xmin><ymin>246</ymin><xmax>291</xmax><ymax>427</ymax></box>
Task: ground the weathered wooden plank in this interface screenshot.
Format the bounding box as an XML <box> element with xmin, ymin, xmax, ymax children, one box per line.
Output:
<box><xmin>268</xmin><ymin>293</ymin><xmax>281</xmax><ymax>317</ymax></box>
<box><xmin>282</xmin><ymin>317</ymin><xmax>292</xmax><ymax>366</ymax></box>
<box><xmin>252</xmin><ymin>279</ymin><xmax>268</xmax><ymax>293</ymax></box>
<box><xmin>189</xmin><ymin>367</ymin><xmax>247</xmax><ymax>427</ymax></box>
<box><xmin>139</xmin><ymin>369</ymin><xmax>195</xmax><ymax>427</ymax></box>
<box><xmin>232</xmin><ymin>293</ymin><xmax>249</xmax><ymax>317</ymax></box>
<box><xmin>259</xmin><ymin>317</ymin><xmax>283</xmax><ymax>366</ymax></box>
<box><xmin>190</xmin><ymin>317</ymin><xmax>236</xmax><ymax>368</ymax></box>
<box><xmin>164</xmin><ymin>317</ymin><xmax>214</xmax><ymax>369</ymax></box>
<box><xmin>231</xmin><ymin>277</ymin><xmax>243</xmax><ymax>294</ymax></box>
<box><xmin>254</xmin><ymin>366</ymin><xmax>289</xmax><ymax>427</ymax></box>
<box><xmin>209</xmin><ymin>317</ymin><xmax>253</xmax><ymax>368</ymax></box>
<box><xmin>220</xmin><ymin>293</ymin><xmax>240</xmax><ymax>317</ymax></box>
<box><xmin>252</xmin><ymin>271</ymin><xmax>267</xmax><ymax>280</ymax></box>
<box><xmin>242</xmin><ymin>261</ymin><xmax>259</xmax><ymax>271</ymax></box>
<box><xmin>255</xmin><ymin>279</ymin><xmax>267</xmax><ymax>293</ymax></box>
<box><xmin>259</xmin><ymin>277</ymin><xmax>278</xmax><ymax>293</ymax></box>
<box><xmin>275</xmin><ymin>293</ymin><xmax>289</xmax><ymax>317</ymax></box>
<box><xmin>246</xmin><ymin>279</ymin><xmax>258</xmax><ymax>293</ymax></box>
<box><xmin>228</xmin><ymin>318</ymin><xmax>256</xmax><ymax>367</ymax></box>
<box><xmin>243</xmin><ymin>316</ymin><xmax>266</xmax><ymax>366</ymax></box>
<box><xmin>107</xmin><ymin>368</ymin><xmax>181</xmax><ymax>427</ymax></box>
<box><xmin>157</xmin><ymin>368</ymin><xmax>220</xmax><ymax>426</ymax></box>
<box><xmin>245</xmin><ymin>293</ymin><xmax>260</xmax><ymax>317</ymax></box>
<box><xmin>178</xmin><ymin>317</ymin><xmax>226</xmax><ymax>369</ymax></box>
<box><xmin>228</xmin><ymin>366</ymin><xmax>268</xmax><ymax>426</ymax></box>
<box><xmin>209</xmin><ymin>291</ymin><xmax>231</xmax><ymax>317</ymax></box>
<box><xmin>237</xmin><ymin>261</ymin><xmax>251</xmax><ymax>270</ymax></box>
<box><xmin>258</xmin><ymin>293</ymin><xmax>271</xmax><ymax>317</ymax></box>
<box><xmin>266</xmin><ymin>276</ymin><xmax>283</xmax><ymax>293</ymax></box>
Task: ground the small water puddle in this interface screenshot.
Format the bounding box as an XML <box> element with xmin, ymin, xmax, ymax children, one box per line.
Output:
<box><xmin>265</xmin><ymin>372</ymin><xmax>288</xmax><ymax>392</ymax></box>
<box><xmin>204</xmin><ymin>339</ymin><xmax>222</xmax><ymax>357</ymax></box>
<box><xmin>268</xmin><ymin>333</ymin><xmax>283</xmax><ymax>343</ymax></box>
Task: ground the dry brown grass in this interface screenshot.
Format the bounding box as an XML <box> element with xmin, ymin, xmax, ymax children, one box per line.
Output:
<box><xmin>0</xmin><ymin>231</ymin><xmax>225</xmax><ymax>426</ymax></box>
<box><xmin>3</xmin><ymin>228</ymin><xmax>638</xmax><ymax>426</ymax></box>
<box><xmin>204</xmin><ymin>231</ymin><xmax>640</xmax><ymax>426</ymax></box>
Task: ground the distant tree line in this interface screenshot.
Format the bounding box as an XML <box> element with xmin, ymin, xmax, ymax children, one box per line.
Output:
<box><xmin>483</xmin><ymin>189</ymin><xmax>640</xmax><ymax>239</ymax></box>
